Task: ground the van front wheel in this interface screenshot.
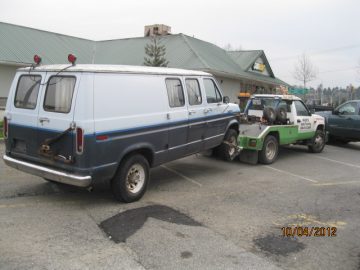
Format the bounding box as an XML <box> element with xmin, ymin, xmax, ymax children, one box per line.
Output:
<box><xmin>111</xmin><ymin>154</ymin><xmax>149</xmax><ymax>203</ymax></box>
<box><xmin>215</xmin><ymin>129</ymin><xmax>239</xmax><ymax>161</ymax></box>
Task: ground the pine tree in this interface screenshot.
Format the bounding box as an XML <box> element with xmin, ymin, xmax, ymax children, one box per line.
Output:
<box><xmin>144</xmin><ymin>37</ymin><xmax>169</xmax><ymax>67</ymax></box>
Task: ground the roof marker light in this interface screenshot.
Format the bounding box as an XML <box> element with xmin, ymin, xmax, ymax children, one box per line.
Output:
<box><xmin>33</xmin><ymin>54</ymin><xmax>42</xmax><ymax>65</ymax></box>
<box><xmin>68</xmin><ymin>54</ymin><xmax>77</xmax><ymax>65</ymax></box>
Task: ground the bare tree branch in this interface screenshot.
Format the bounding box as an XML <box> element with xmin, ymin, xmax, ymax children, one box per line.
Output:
<box><xmin>293</xmin><ymin>53</ymin><xmax>318</xmax><ymax>88</ymax></box>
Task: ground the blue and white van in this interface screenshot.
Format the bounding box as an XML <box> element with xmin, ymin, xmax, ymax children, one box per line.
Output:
<box><xmin>3</xmin><ymin>63</ymin><xmax>240</xmax><ymax>202</ymax></box>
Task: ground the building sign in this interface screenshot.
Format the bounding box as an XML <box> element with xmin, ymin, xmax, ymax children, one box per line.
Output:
<box><xmin>252</xmin><ymin>62</ymin><xmax>266</xmax><ymax>72</ymax></box>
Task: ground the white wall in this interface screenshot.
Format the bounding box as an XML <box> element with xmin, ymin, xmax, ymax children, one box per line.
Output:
<box><xmin>215</xmin><ymin>76</ymin><xmax>240</xmax><ymax>103</ymax></box>
<box><xmin>0</xmin><ymin>64</ymin><xmax>17</xmax><ymax>98</ymax></box>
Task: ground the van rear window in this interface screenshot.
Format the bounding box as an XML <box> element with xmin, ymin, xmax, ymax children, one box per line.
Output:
<box><xmin>44</xmin><ymin>76</ymin><xmax>76</xmax><ymax>113</ymax></box>
<box><xmin>14</xmin><ymin>75</ymin><xmax>41</xmax><ymax>109</ymax></box>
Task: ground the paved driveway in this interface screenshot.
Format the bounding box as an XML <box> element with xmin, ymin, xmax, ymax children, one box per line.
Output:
<box><xmin>0</xmin><ymin>142</ymin><xmax>360</xmax><ymax>270</ymax></box>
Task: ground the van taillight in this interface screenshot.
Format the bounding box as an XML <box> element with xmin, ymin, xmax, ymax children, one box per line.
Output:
<box><xmin>76</xmin><ymin>127</ymin><xmax>84</xmax><ymax>154</ymax></box>
<box><xmin>3</xmin><ymin>117</ymin><xmax>8</xmax><ymax>139</ymax></box>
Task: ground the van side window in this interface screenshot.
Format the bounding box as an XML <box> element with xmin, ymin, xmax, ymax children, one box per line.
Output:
<box><xmin>185</xmin><ymin>79</ymin><xmax>202</xmax><ymax>105</ymax></box>
<box><xmin>14</xmin><ymin>75</ymin><xmax>41</xmax><ymax>109</ymax></box>
<box><xmin>203</xmin><ymin>79</ymin><xmax>222</xmax><ymax>103</ymax></box>
<box><xmin>44</xmin><ymin>76</ymin><xmax>76</xmax><ymax>113</ymax></box>
<box><xmin>165</xmin><ymin>78</ymin><xmax>185</xmax><ymax>107</ymax></box>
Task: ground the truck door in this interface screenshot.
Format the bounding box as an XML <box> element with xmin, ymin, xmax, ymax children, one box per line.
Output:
<box><xmin>202</xmin><ymin>78</ymin><xmax>228</xmax><ymax>149</ymax></box>
<box><xmin>293</xmin><ymin>100</ymin><xmax>314</xmax><ymax>139</ymax></box>
<box><xmin>184</xmin><ymin>78</ymin><xmax>206</xmax><ymax>154</ymax></box>
<box><xmin>7</xmin><ymin>73</ymin><xmax>44</xmax><ymax>158</ymax></box>
<box><xmin>165</xmin><ymin>78</ymin><xmax>189</xmax><ymax>161</ymax></box>
<box><xmin>328</xmin><ymin>101</ymin><xmax>360</xmax><ymax>139</ymax></box>
<box><xmin>37</xmin><ymin>73</ymin><xmax>80</xmax><ymax>163</ymax></box>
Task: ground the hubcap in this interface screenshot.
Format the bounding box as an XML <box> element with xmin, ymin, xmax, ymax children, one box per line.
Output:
<box><xmin>314</xmin><ymin>134</ymin><xmax>324</xmax><ymax>149</ymax></box>
<box><xmin>126</xmin><ymin>164</ymin><xmax>145</xmax><ymax>194</ymax></box>
<box><xmin>265</xmin><ymin>141</ymin><xmax>276</xmax><ymax>160</ymax></box>
<box><xmin>228</xmin><ymin>135</ymin><xmax>237</xmax><ymax>156</ymax></box>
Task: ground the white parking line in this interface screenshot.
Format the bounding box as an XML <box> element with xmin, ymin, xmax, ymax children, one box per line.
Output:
<box><xmin>264</xmin><ymin>166</ymin><xmax>318</xmax><ymax>183</ymax></box>
<box><xmin>161</xmin><ymin>165</ymin><xmax>203</xmax><ymax>187</ymax></box>
<box><xmin>313</xmin><ymin>181</ymin><xmax>360</xmax><ymax>186</ymax></box>
<box><xmin>314</xmin><ymin>156</ymin><xmax>360</xmax><ymax>169</ymax></box>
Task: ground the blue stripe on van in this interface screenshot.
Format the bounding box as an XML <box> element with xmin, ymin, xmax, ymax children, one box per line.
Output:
<box><xmin>8</xmin><ymin>112</ymin><xmax>238</xmax><ymax>138</ymax></box>
<box><xmin>94</xmin><ymin>112</ymin><xmax>237</xmax><ymax>137</ymax></box>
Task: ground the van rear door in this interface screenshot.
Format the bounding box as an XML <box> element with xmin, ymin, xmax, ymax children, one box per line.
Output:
<box><xmin>36</xmin><ymin>73</ymin><xmax>79</xmax><ymax>164</ymax></box>
<box><xmin>7</xmin><ymin>73</ymin><xmax>44</xmax><ymax>157</ymax></box>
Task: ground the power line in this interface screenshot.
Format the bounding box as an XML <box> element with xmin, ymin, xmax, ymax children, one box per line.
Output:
<box><xmin>318</xmin><ymin>66</ymin><xmax>358</xmax><ymax>74</ymax></box>
<box><xmin>271</xmin><ymin>44</ymin><xmax>360</xmax><ymax>62</ymax></box>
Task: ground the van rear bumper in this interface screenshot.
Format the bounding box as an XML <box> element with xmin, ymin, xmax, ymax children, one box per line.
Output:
<box><xmin>3</xmin><ymin>155</ymin><xmax>92</xmax><ymax>187</ymax></box>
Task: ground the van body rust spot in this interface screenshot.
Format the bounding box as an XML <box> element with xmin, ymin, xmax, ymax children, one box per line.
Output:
<box><xmin>99</xmin><ymin>204</ymin><xmax>202</xmax><ymax>243</ymax></box>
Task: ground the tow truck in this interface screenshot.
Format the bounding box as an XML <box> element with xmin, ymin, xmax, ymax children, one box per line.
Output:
<box><xmin>237</xmin><ymin>94</ymin><xmax>326</xmax><ymax>164</ymax></box>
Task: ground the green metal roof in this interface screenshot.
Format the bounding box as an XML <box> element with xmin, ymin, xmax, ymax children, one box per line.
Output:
<box><xmin>227</xmin><ymin>50</ymin><xmax>262</xmax><ymax>70</ymax></box>
<box><xmin>0</xmin><ymin>21</ymin><xmax>288</xmax><ymax>86</ymax></box>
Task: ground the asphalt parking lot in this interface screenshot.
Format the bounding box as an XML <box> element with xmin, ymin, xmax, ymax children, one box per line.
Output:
<box><xmin>1</xmin><ymin>141</ymin><xmax>360</xmax><ymax>270</ymax></box>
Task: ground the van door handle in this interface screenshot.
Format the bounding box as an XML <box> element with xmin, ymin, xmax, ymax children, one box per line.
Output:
<box><xmin>297</xmin><ymin>119</ymin><xmax>301</xmax><ymax>123</ymax></box>
<box><xmin>39</xmin><ymin>117</ymin><xmax>50</xmax><ymax>123</ymax></box>
<box><xmin>189</xmin><ymin>110</ymin><xmax>196</xmax><ymax>115</ymax></box>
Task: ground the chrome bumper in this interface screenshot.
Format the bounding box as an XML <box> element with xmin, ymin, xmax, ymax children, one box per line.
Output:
<box><xmin>3</xmin><ymin>155</ymin><xmax>92</xmax><ymax>187</ymax></box>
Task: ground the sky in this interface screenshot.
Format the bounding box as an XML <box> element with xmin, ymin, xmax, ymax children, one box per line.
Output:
<box><xmin>1</xmin><ymin>0</ymin><xmax>360</xmax><ymax>88</ymax></box>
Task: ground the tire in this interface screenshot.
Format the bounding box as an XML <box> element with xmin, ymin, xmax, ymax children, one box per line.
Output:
<box><xmin>111</xmin><ymin>154</ymin><xmax>149</xmax><ymax>203</ymax></box>
<box><xmin>263</xmin><ymin>107</ymin><xmax>276</xmax><ymax>124</ymax></box>
<box><xmin>276</xmin><ymin>107</ymin><xmax>287</xmax><ymax>124</ymax></box>
<box><xmin>259</xmin><ymin>135</ymin><xmax>279</xmax><ymax>164</ymax></box>
<box><xmin>215</xmin><ymin>129</ymin><xmax>239</xmax><ymax>161</ymax></box>
<box><xmin>308</xmin><ymin>129</ymin><xmax>325</xmax><ymax>153</ymax></box>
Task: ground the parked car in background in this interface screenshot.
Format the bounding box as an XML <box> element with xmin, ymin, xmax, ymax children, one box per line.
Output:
<box><xmin>318</xmin><ymin>100</ymin><xmax>360</xmax><ymax>143</ymax></box>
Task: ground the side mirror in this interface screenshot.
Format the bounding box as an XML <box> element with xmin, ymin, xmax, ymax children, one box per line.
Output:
<box><xmin>223</xmin><ymin>96</ymin><xmax>230</xmax><ymax>104</ymax></box>
<box><xmin>310</xmin><ymin>108</ymin><xmax>315</xmax><ymax>114</ymax></box>
<box><xmin>333</xmin><ymin>110</ymin><xmax>339</xmax><ymax>115</ymax></box>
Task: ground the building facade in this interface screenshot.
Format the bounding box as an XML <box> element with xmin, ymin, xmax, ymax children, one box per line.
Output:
<box><xmin>0</xmin><ymin>22</ymin><xmax>288</xmax><ymax>109</ymax></box>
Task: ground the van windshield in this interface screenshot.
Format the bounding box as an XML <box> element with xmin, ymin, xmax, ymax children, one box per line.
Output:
<box><xmin>14</xmin><ymin>75</ymin><xmax>41</xmax><ymax>109</ymax></box>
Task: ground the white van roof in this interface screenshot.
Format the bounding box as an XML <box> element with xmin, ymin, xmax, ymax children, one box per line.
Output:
<box><xmin>18</xmin><ymin>64</ymin><xmax>212</xmax><ymax>76</ymax></box>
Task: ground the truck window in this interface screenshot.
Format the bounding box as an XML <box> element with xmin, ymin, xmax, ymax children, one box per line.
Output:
<box><xmin>294</xmin><ymin>100</ymin><xmax>310</xmax><ymax>116</ymax></box>
<box><xmin>279</xmin><ymin>100</ymin><xmax>291</xmax><ymax>112</ymax></box>
<box><xmin>250</xmin><ymin>98</ymin><xmax>278</xmax><ymax>110</ymax></box>
<box><xmin>185</xmin><ymin>79</ymin><xmax>202</xmax><ymax>105</ymax></box>
<box><xmin>44</xmin><ymin>76</ymin><xmax>76</xmax><ymax>113</ymax></box>
<box><xmin>165</xmin><ymin>78</ymin><xmax>185</xmax><ymax>107</ymax></box>
<box><xmin>14</xmin><ymin>75</ymin><xmax>41</xmax><ymax>109</ymax></box>
<box><xmin>203</xmin><ymin>79</ymin><xmax>222</xmax><ymax>103</ymax></box>
<box><xmin>338</xmin><ymin>102</ymin><xmax>357</xmax><ymax>115</ymax></box>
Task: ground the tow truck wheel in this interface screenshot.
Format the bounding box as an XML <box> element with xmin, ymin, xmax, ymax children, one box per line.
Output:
<box><xmin>216</xmin><ymin>129</ymin><xmax>239</xmax><ymax>161</ymax></box>
<box><xmin>308</xmin><ymin>130</ymin><xmax>325</xmax><ymax>153</ymax></box>
<box><xmin>259</xmin><ymin>135</ymin><xmax>279</xmax><ymax>164</ymax></box>
<box><xmin>111</xmin><ymin>154</ymin><xmax>149</xmax><ymax>203</ymax></box>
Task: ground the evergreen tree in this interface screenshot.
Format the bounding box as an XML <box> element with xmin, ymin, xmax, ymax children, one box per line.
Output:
<box><xmin>144</xmin><ymin>37</ymin><xmax>169</xmax><ymax>67</ymax></box>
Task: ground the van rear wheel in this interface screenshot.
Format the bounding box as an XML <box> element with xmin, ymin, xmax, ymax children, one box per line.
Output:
<box><xmin>111</xmin><ymin>154</ymin><xmax>149</xmax><ymax>203</ymax></box>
